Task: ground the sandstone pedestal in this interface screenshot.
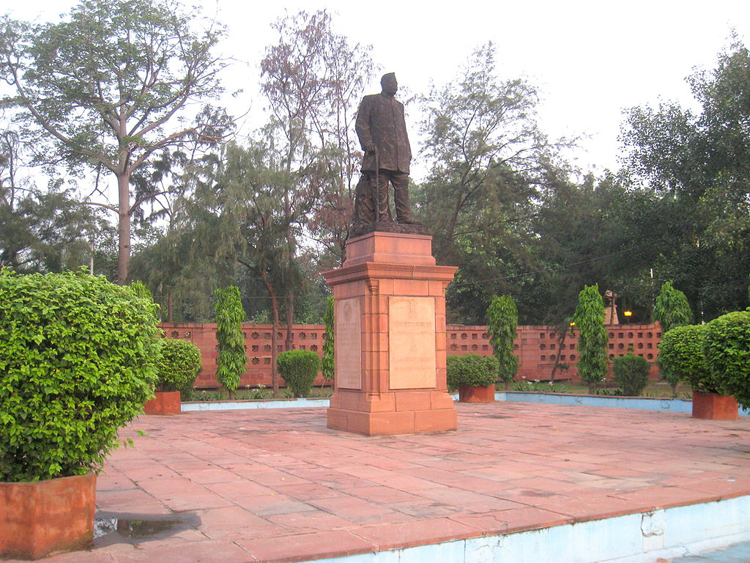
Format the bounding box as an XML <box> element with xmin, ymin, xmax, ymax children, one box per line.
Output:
<box><xmin>323</xmin><ymin>231</ymin><xmax>457</xmax><ymax>435</ymax></box>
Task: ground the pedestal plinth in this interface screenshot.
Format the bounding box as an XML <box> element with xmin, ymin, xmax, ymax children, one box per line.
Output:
<box><xmin>323</xmin><ymin>231</ymin><xmax>457</xmax><ymax>435</ymax></box>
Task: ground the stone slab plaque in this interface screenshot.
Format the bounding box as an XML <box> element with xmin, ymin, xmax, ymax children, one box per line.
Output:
<box><xmin>389</xmin><ymin>297</ymin><xmax>436</xmax><ymax>389</ymax></box>
<box><xmin>335</xmin><ymin>298</ymin><xmax>362</xmax><ymax>389</ymax></box>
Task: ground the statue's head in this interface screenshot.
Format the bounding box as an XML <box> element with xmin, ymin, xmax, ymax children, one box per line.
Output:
<box><xmin>381</xmin><ymin>73</ymin><xmax>398</xmax><ymax>96</ymax></box>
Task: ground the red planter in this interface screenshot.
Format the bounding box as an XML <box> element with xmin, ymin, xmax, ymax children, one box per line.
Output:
<box><xmin>692</xmin><ymin>391</ymin><xmax>739</xmax><ymax>420</ymax></box>
<box><xmin>458</xmin><ymin>385</ymin><xmax>496</xmax><ymax>403</ymax></box>
<box><xmin>0</xmin><ymin>472</ymin><xmax>96</xmax><ymax>560</ymax></box>
<box><xmin>144</xmin><ymin>390</ymin><xmax>182</xmax><ymax>415</ymax></box>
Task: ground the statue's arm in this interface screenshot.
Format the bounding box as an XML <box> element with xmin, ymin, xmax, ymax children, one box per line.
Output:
<box><xmin>355</xmin><ymin>97</ymin><xmax>374</xmax><ymax>152</ymax></box>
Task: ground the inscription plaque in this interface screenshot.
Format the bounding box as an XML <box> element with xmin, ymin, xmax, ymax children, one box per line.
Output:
<box><xmin>389</xmin><ymin>297</ymin><xmax>436</xmax><ymax>389</ymax></box>
<box><xmin>335</xmin><ymin>298</ymin><xmax>362</xmax><ymax>389</ymax></box>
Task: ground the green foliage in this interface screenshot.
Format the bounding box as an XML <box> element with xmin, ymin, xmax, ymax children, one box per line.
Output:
<box><xmin>156</xmin><ymin>339</ymin><xmax>202</xmax><ymax>397</ymax></box>
<box><xmin>0</xmin><ymin>270</ymin><xmax>160</xmax><ymax>482</ymax></box>
<box><xmin>0</xmin><ymin>0</ymin><xmax>229</xmax><ymax>282</ymax></box>
<box><xmin>277</xmin><ymin>350</ymin><xmax>321</xmax><ymax>398</ymax></box>
<box><xmin>573</xmin><ymin>284</ymin><xmax>608</xmax><ymax>389</ymax></box>
<box><xmin>703</xmin><ymin>311</ymin><xmax>750</xmax><ymax>408</ymax></box>
<box><xmin>322</xmin><ymin>296</ymin><xmax>334</xmax><ymax>381</ymax></box>
<box><xmin>446</xmin><ymin>354</ymin><xmax>499</xmax><ymax>389</ymax></box>
<box><xmin>653</xmin><ymin>281</ymin><xmax>693</xmax><ymax>332</ymax></box>
<box><xmin>612</xmin><ymin>354</ymin><xmax>650</xmax><ymax>396</ymax></box>
<box><xmin>486</xmin><ymin>295</ymin><xmax>519</xmax><ymax>386</ymax></box>
<box><xmin>214</xmin><ymin>286</ymin><xmax>246</xmax><ymax>398</ymax></box>
<box><xmin>658</xmin><ymin>324</ymin><xmax>718</xmax><ymax>393</ymax></box>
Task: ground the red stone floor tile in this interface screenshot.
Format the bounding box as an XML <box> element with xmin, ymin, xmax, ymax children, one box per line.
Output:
<box><xmin>237</xmin><ymin>530</ymin><xmax>374</xmax><ymax>563</ymax></box>
<box><xmin>25</xmin><ymin>401</ymin><xmax>750</xmax><ymax>563</ymax></box>
<box><xmin>353</xmin><ymin>517</ymin><xmax>481</xmax><ymax>550</ymax></box>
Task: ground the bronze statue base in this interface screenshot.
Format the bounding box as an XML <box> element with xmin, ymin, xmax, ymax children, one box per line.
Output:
<box><xmin>350</xmin><ymin>221</ymin><xmax>429</xmax><ymax>239</ymax></box>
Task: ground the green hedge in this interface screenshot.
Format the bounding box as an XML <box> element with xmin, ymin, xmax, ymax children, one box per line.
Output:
<box><xmin>157</xmin><ymin>338</ymin><xmax>202</xmax><ymax>398</ymax></box>
<box><xmin>277</xmin><ymin>350</ymin><xmax>321</xmax><ymax>398</ymax></box>
<box><xmin>0</xmin><ymin>271</ymin><xmax>160</xmax><ymax>482</ymax></box>
<box><xmin>658</xmin><ymin>324</ymin><xmax>719</xmax><ymax>393</ymax></box>
<box><xmin>612</xmin><ymin>353</ymin><xmax>650</xmax><ymax>396</ymax></box>
<box><xmin>447</xmin><ymin>354</ymin><xmax>499</xmax><ymax>389</ymax></box>
<box><xmin>704</xmin><ymin>311</ymin><xmax>750</xmax><ymax>407</ymax></box>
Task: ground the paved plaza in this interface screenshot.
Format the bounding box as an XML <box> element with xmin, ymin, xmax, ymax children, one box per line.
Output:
<box><xmin>16</xmin><ymin>401</ymin><xmax>750</xmax><ymax>563</ymax></box>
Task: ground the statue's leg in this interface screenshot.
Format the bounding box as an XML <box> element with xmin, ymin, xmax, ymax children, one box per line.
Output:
<box><xmin>353</xmin><ymin>174</ymin><xmax>375</xmax><ymax>225</ymax></box>
<box><xmin>392</xmin><ymin>173</ymin><xmax>415</xmax><ymax>223</ymax></box>
<box><xmin>375</xmin><ymin>171</ymin><xmax>393</xmax><ymax>222</ymax></box>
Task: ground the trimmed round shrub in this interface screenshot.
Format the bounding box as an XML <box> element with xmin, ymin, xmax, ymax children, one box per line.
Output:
<box><xmin>658</xmin><ymin>324</ymin><xmax>719</xmax><ymax>393</ymax></box>
<box><xmin>277</xmin><ymin>350</ymin><xmax>321</xmax><ymax>398</ymax></box>
<box><xmin>447</xmin><ymin>354</ymin><xmax>499</xmax><ymax>389</ymax></box>
<box><xmin>0</xmin><ymin>270</ymin><xmax>160</xmax><ymax>482</ymax></box>
<box><xmin>612</xmin><ymin>354</ymin><xmax>650</xmax><ymax>396</ymax></box>
<box><xmin>157</xmin><ymin>338</ymin><xmax>202</xmax><ymax>398</ymax></box>
<box><xmin>703</xmin><ymin>311</ymin><xmax>750</xmax><ymax>408</ymax></box>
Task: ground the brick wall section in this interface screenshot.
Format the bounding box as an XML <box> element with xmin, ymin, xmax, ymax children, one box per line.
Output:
<box><xmin>160</xmin><ymin>322</ymin><xmax>662</xmax><ymax>388</ymax></box>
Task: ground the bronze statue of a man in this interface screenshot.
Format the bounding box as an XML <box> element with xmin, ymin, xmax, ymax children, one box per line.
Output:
<box><xmin>353</xmin><ymin>73</ymin><xmax>420</xmax><ymax>230</ymax></box>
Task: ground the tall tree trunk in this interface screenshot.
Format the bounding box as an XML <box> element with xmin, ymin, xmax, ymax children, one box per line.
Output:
<box><xmin>117</xmin><ymin>172</ymin><xmax>131</xmax><ymax>284</ymax></box>
<box><xmin>167</xmin><ymin>292</ymin><xmax>174</xmax><ymax>323</ymax></box>
<box><xmin>285</xmin><ymin>288</ymin><xmax>294</xmax><ymax>352</ymax></box>
<box><xmin>261</xmin><ymin>270</ymin><xmax>281</xmax><ymax>395</ymax></box>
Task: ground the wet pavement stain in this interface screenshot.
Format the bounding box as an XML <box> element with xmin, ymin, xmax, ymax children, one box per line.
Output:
<box><xmin>94</xmin><ymin>512</ymin><xmax>200</xmax><ymax>543</ymax></box>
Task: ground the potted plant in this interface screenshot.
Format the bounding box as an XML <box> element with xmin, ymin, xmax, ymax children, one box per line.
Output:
<box><xmin>145</xmin><ymin>338</ymin><xmax>202</xmax><ymax>415</ymax></box>
<box><xmin>447</xmin><ymin>354</ymin><xmax>499</xmax><ymax>402</ymax></box>
<box><xmin>659</xmin><ymin>324</ymin><xmax>737</xmax><ymax>420</ymax></box>
<box><xmin>0</xmin><ymin>271</ymin><xmax>160</xmax><ymax>559</ymax></box>
<box><xmin>703</xmin><ymin>310</ymin><xmax>750</xmax><ymax>418</ymax></box>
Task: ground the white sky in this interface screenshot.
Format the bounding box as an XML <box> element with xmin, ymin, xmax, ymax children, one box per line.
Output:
<box><xmin>7</xmin><ymin>0</ymin><xmax>750</xmax><ymax>180</ymax></box>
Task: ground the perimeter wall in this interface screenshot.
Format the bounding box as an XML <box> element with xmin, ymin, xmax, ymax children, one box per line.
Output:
<box><xmin>160</xmin><ymin>322</ymin><xmax>662</xmax><ymax>389</ymax></box>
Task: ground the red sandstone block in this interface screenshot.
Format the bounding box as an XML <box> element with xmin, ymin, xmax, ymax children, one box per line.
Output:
<box><xmin>435</xmin><ymin>314</ymin><xmax>446</xmax><ymax>333</ymax></box>
<box><xmin>430</xmin><ymin>391</ymin><xmax>455</xmax><ymax>410</ymax></box>
<box><xmin>357</xmin><ymin>393</ymin><xmax>397</xmax><ymax>413</ymax></box>
<box><xmin>395</xmin><ymin>392</ymin><xmax>434</xmax><ymax>412</ymax></box>
<box><xmin>327</xmin><ymin>408</ymin><xmax>349</xmax><ymax>431</ymax></box>
<box><xmin>363</xmin><ymin>333</ymin><xmax>389</xmax><ymax>354</ymax></box>
<box><xmin>435</xmin><ymin>299</ymin><xmax>446</xmax><ymax>316</ymax></box>
<box><xmin>368</xmin><ymin>411</ymin><xmax>416</xmax><ymax>435</ymax></box>
<box><xmin>393</xmin><ymin>279</ymin><xmax>429</xmax><ymax>296</ymax></box>
<box><xmin>428</xmin><ymin>281</ymin><xmax>445</xmax><ymax>296</ymax></box>
<box><xmin>414</xmin><ymin>409</ymin><xmax>457</xmax><ymax>433</ymax></box>
<box><xmin>376</xmin><ymin>278</ymin><xmax>395</xmax><ymax>295</ymax></box>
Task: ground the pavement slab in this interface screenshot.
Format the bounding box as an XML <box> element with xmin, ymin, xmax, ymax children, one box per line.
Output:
<box><xmin>9</xmin><ymin>401</ymin><xmax>750</xmax><ymax>563</ymax></box>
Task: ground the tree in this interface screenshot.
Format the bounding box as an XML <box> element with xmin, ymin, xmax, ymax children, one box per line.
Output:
<box><xmin>419</xmin><ymin>43</ymin><xmax>570</xmax><ymax>261</ymax></box>
<box><xmin>414</xmin><ymin>43</ymin><xmax>572</xmax><ymax>324</ymax></box>
<box><xmin>0</xmin><ymin>0</ymin><xmax>230</xmax><ymax>283</ymax></box>
<box><xmin>486</xmin><ymin>295</ymin><xmax>518</xmax><ymax>390</ymax></box>
<box><xmin>573</xmin><ymin>284</ymin><xmax>608</xmax><ymax>393</ymax></box>
<box><xmin>322</xmin><ymin>295</ymin><xmax>334</xmax><ymax>385</ymax></box>
<box><xmin>259</xmin><ymin>9</ymin><xmax>374</xmax><ymax>349</ymax></box>
<box><xmin>214</xmin><ymin>286</ymin><xmax>246</xmax><ymax>400</ymax></box>
<box><xmin>653</xmin><ymin>281</ymin><xmax>693</xmax><ymax>333</ymax></box>
<box><xmin>620</xmin><ymin>40</ymin><xmax>750</xmax><ymax>320</ymax></box>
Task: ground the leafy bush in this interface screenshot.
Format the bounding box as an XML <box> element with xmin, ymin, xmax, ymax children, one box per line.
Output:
<box><xmin>0</xmin><ymin>270</ymin><xmax>160</xmax><ymax>482</ymax></box>
<box><xmin>573</xmin><ymin>284</ymin><xmax>608</xmax><ymax>391</ymax></box>
<box><xmin>156</xmin><ymin>338</ymin><xmax>202</xmax><ymax>398</ymax></box>
<box><xmin>703</xmin><ymin>311</ymin><xmax>750</xmax><ymax>407</ymax></box>
<box><xmin>322</xmin><ymin>296</ymin><xmax>334</xmax><ymax>382</ymax></box>
<box><xmin>653</xmin><ymin>281</ymin><xmax>693</xmax><ymax>333</ymax></box>
<box><xmin>612</xmin><ymin>354</ymin><xmax>650</xmax><ymax>396</ymax></box>
<box><xmin>447</xmin><ymin>354</ymin><xmax>499</xmax><ymax>389</ymax></box>
<box><xmin>487</xmin><ymin>295</ymin><xmax>519</xmax><ymax>389</ymax></box>
<box><xmin>214</xmin><ymin>286</ymin><xmax>246</xmax><ymax>400</ymax></box>
<box><xmin>277</xmin><ymin>350</ymin><xmax>321</xmax><ymax>397</ymax></box>
<box><xmin>658</xmin><ymin>324</ymin><xmax>719</xmax><ymax>393</ymax></box>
